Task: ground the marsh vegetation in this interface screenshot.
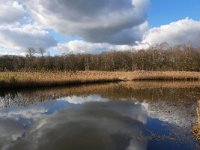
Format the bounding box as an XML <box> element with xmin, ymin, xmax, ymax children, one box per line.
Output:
<box><xmin>0</xmin><ymin>71</ymin><xmax>200</xmax><ymax>89</ymax></box>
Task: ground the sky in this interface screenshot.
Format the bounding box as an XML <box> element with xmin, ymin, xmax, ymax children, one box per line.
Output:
<box><xmin>0</xmin><ymin>0</ymin><xmax>200</xmax><ymax>56</ymax></box>
<box><xmin>148</xmin><ymin>0</ymin><xmax>200</xmax><ymax>27</ymax></box>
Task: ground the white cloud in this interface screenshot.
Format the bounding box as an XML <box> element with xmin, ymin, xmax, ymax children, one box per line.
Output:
<box><xmin>25</xmin><ymin>0</ymin><xmax>149</xmax><ymax>44</ymax></box>
<box><xmin>0</xmin><ymin>24</ymin><xmax>57</xmax><ymax>54</ymax></box>
<box><xmin>58</xmin><ymin>95</ymin><xmax>109</xmax><ymax>104</ymax></box>
<box><xmin>0</xmin><ymin>1</ymin><xmax>24</xmax><ymax>24</ymax></box>
<box><xmin>142</xmin><ymin>18</ymin><xmax>200</xmax><ymax>48</ymax></box>
<box><xmin>53</xmin><ymin>18</ymin><xmax>200</xmax><ymax>54</ymax></box>
<box><xmin>0</xmin><ymin>1</ymin><xmax>57</xmax><ymax>55</ymax></box>
<box><xmin>142</xmin><ymin>101</ymin><xmax>196</xmax><ymax>127</ymax></box>
<box><xmin>56</xmin><ymin>40</ymin><xmax>133</xmax><ymax>54</ymax></box>
<box><xmin>0</xmin><ymin>107</ymin><xmax>47</xmax><ymax>119</ymax></box>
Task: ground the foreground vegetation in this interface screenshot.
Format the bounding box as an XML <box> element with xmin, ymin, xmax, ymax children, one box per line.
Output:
<box><xmin>0</xmin><ymin>71</ymin><xmax>200</xmax><ymax>89</ymax></box>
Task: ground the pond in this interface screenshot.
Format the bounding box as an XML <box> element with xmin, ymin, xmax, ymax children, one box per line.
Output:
<box><xmin>0</xmin><ymin>81</ymin><xmax>200</xmax><ymax>150</ymax></box>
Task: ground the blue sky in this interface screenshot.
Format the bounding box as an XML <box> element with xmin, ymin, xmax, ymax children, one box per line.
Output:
<box><xmin>0</xmin><ymin>0</ymin><xmax>200</xmax><ymax>55</ymax></box>
<box><xmin>148</xmin><ymin>0</ymin><xmax>200</xmax><ymax>27</ymax></box>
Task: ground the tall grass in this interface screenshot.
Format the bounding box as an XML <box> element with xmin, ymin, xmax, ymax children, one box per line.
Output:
<box><xmin>0</xmin><ymin>71</ymin><xmax>200</xmax><ymax>89</ymax></box>
<box><xmin>0</xmin><ymin>71</ymin><xmax>121</xmax><ymax>89</ymax></box>
<box><xmin>121</xmin><ymin>81</ymin><xmax>200</xmax><ymax>89</ymax></box>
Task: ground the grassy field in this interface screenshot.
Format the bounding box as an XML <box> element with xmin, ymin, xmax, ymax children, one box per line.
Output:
<box><xmin>0</xmin><ymin>71</ymin><xmax>200</xmax><ymax>89</ymax></box>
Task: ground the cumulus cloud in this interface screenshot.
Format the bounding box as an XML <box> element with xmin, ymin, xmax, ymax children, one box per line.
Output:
<box><xmin>55</xmin><ymin>18</ymin><xmax>200</xmax><ymax>53</ymax></box>
<box><xmin>56</xmin><ymin>40</ymin><xmax>133</xmax><ymax>54</ymax></box>
<box><xmin>0</xmin><ymin>24</ymin><xmax>57</xmax><ymax>53</ymax></box>
<box><xmin>25</xmin><ymin>0</ymin><xmax>149</xmax><ymax>44</ymax></box>
<box><xmin>0</xmin><ymin>1</ymin><xmax>24</xmax><ymax>24</ymax></box>
<box><xmin>58</xmin><ymin>95</ymin><xmax>109</xmax><ymax>104</ymax></box>
<box><xmin>0</xmin><ymin>107</ymin><xmax>48</xmax><ymax>119</ymax></box>
<box><xmin>142</xmin><ymin>18</ymin><xmax>200</xmax><ymax>48</ymax></box>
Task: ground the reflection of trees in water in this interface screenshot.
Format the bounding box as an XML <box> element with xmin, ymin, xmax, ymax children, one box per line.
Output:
<box><xmin>0</xmin><ymin>82</ymin><xmax>200</xmax><ymax>148</ymax></box>
<box><xmin>1</xmin><ymin>82</ymin><xmax>200</xmax><ymax>108</ymax></box>
<box><xmin>0</xmin><ymin>82</ymin><xmax>199</xmax><ymax>128</ymax></box>
<box><xmin>101</xmin><ymin>82</ymin><xmax>200</xmax><ymax>103</ymax></box>
<box><xmin>0</xmin><ymin>82</ymin><xmax>199</xmax><ymax>122</ymax></box>
<box><xmin>0</xmin><ymin>83</ymin><xmax>116</xmax><ymax>108</ymax></box>
<box><xmin>99</xmin><ymin>83</ymin><xmax>199</xmax><ymax>127</ymax></box>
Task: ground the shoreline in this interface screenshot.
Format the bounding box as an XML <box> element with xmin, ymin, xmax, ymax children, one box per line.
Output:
<box><xmin>0</xmin><ymin>79</ymin><xmax>122</xmax><ymax>90</ymax></box>
<box><xmin>0</xmin><ymin>71</ymin><xmax>200</xmax><ymax>90</ymax></box>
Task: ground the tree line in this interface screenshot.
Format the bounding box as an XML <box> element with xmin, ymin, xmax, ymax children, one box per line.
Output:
<box><xmin>1</xmin><ymin>45</ymin><xmax>200</xmax><ymax>72</ymax></box>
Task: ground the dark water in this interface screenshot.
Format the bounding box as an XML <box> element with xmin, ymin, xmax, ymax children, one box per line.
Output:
<box><xmin>0</xmin><ymin>82</ymin><xmax>200</xmax><ymax>150</ymax></box>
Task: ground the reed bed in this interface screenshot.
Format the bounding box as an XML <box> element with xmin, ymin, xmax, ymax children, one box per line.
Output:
<box><xmin>0</xmin><ymin>71</ymin><xmax>121</xmax><ymax>89</ymax></box>
<box><xmin>120</xmin><ymin>81</ymin><xmax>200</xmax><ymax>90</ymax></box>
<box><xmin>0</xmin><ymin>71</ymin><xmax>200</xmax><ymax>89</ymax></box>
<box><xmin>129</xmin><ymin>71</ymin><xmax>200</xmax><ymax>81</ymax></box>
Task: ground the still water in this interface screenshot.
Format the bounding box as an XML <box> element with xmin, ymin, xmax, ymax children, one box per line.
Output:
<box><xmin>0</xmin><ymin>82</ymin><xmax>200</xmax><ymax>150</ymax></box>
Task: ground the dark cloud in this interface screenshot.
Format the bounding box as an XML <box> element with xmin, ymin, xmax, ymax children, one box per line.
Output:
<box><xmin>0</xmin><ymin>100</ymin><xmax>148</xmax><ymax>150</ymax></box>
<box><xmin>26</xmin><ymin>0</ymin><xmax>149</xmax><ymax>44</ymax></box>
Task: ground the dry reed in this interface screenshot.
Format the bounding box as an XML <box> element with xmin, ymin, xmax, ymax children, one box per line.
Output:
<box><xmin>0</xmin><ymin>71</ymin><xmax>200</xmax><ymax>89</ymax></box>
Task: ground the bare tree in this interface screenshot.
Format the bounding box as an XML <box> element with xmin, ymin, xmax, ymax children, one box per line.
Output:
<box><xmin>39</xmin><ymin>48</ymin><xmax>46</xmax><ymax>57</ymax></box>
<box><xmin>27</xmin><ymin>47</ymin><xmax>36</xmax><ymax>57</ymax></box>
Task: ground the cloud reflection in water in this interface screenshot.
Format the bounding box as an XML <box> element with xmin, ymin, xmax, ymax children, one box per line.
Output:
<box><xmin>0</xmin><ymin>93</ymin><xmax>197</xmax><ymax>150</ymax></box>
<box><xmin>0</xmin><ymin>95</ymin><xmax>149</xmax><ymax>150</ymax></box>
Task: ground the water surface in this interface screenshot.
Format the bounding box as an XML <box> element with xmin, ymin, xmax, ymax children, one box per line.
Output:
<box><xmin>0</xmin><ymin>82</ymin><xmax>200</xmax><ymax>150</ymax></box>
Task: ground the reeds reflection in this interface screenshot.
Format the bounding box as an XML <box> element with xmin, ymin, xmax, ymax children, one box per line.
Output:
<box><xmin>0</xmin><ymin>81</ymin><xmax>199</xmax><ymax>149</ymax></box>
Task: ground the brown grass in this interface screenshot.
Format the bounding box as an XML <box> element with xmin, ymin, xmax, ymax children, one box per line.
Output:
<box><xmin>120</xmin><ymin>81</ymin><xmax>200</xmax><ymax>89</ymax></box>
<box><xmin>192</xmin><ymin>100</ymin><xmax>200</xmax><ymax>141</ymax></box>
<box><xmin>129</xmin><ymin>71</ymin><xmax>200</xmax><ymax>81</ymax></box>
<box><xmin>0</xmin><ymin>71</ymin><xmax>200</xmax><ymax>89</ymax></box>
<box><xmin>0</xmin><ymin>71</ymin><xmax>121</xmax><ymax>89</ymax></box>
<box><xmin>192</xmin><ymin>125</ymin><xmax>200</xmax><ymax>141</ymax></box>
